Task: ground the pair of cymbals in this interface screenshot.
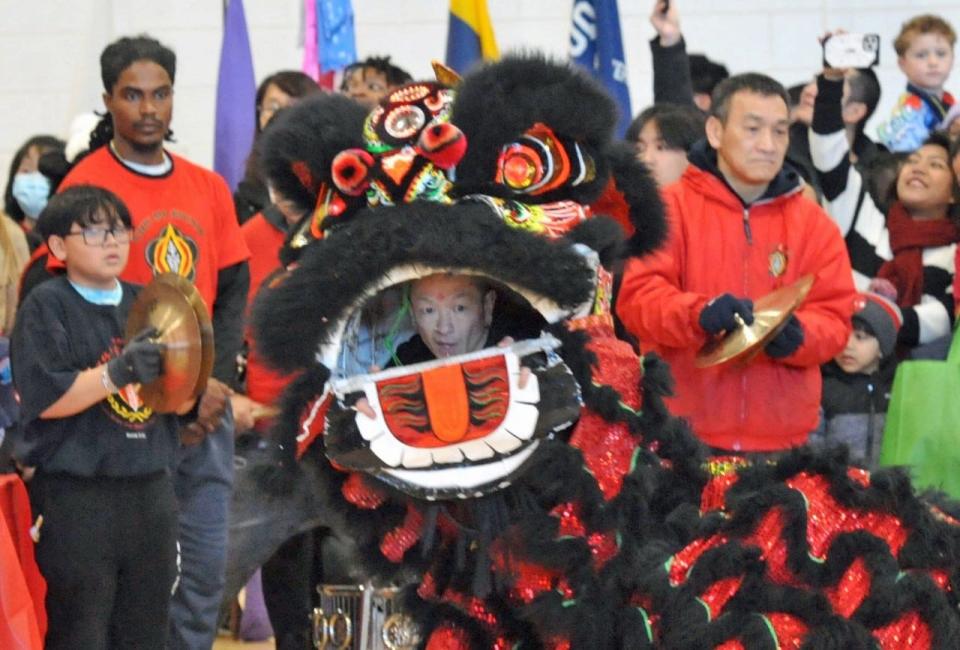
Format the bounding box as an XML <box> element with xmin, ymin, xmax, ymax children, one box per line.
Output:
<box><xmin>125</xmin><ymin>273</ymin><xmax>214</xmax><ymax>412</ymax></box>
<box><xmin>695</xmin><ymin>275</ymin><xmax>815</xmax><ymax>369</ymax></box>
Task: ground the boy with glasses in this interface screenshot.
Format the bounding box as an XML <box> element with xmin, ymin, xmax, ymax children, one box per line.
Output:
<box><xmin>12</xmin><ymin>185</ymin><xmax>194</xmax><ymax>648</ymax></box>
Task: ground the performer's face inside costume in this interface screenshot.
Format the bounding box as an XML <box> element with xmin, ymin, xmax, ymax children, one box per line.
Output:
<box><xmin>410</xmin><ymin>274</ymin><xmax>496</xmax><ymax>359</ymax></box>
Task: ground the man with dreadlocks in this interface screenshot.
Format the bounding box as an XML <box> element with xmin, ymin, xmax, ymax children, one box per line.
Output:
<box><xmin>58</xmin><ymin>34</ymin><xmax>250</xmax><ymax>649</ymax></box>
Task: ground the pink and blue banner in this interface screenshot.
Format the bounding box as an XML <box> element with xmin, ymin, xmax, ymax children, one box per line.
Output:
<box><xmin>303</xmin><ymin>0</ymin><xmax>356</xmax><ymax>89</ymax></box>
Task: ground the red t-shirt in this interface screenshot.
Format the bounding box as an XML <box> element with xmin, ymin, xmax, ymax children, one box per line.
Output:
<box><xmin>59</xmin><ymin>147</ymin><xmax>250</xmax><ymax>315</ymax></box>
<box><xmin>240</xmin><ymin>211</ymin><xmax>295</xmax><ymax>411</ymax></box>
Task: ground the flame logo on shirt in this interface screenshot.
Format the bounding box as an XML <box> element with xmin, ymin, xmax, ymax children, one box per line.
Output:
<box><xmin>100</xmin><ymin>343</ymin><xmax>154</xmax><ymax>426</ymax></box>
<box><xmin>146</xmin><ymin>223</ymin><xmax>199</xmax><ymax>281</ymax></box>
<box><xmin>106</xmin><ymin>390</ymin><xmax>154</xmax><ymax>425</ymax></box>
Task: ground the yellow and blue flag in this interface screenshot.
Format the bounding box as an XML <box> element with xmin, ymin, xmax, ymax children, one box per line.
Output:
<box><xmin>445</xmin><ymin>0</ymin><xmax>499</xmax><ymax>74</ymax></box>
<box><xmin>570</xmin><ymin>0</ymin><xmax>632</xmax><ymax>137</ymax></box>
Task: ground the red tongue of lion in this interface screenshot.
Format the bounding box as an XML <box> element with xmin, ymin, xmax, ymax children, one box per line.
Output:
<box><xmin>376</xmin><ymin>355</ymin><xmax>510</xmax><ymax>448</ymax></box>
<box><xmin>421</xmin><ymin>364</ymin><xmax>470</xmax><ymax>442</ymax></box>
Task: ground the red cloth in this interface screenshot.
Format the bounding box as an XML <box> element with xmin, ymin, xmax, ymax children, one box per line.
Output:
<box><xmin>241</xmin><ymin>212</ymin><xmax>287</xmax><ymax>308</ymax></box>
<box><xmin>58</xmin><ymin>147</ymin><xmax>250</xmax><ymax>314</ymax></box>
<box><xmin>240</xmin><ymin>212</ymin><xmax>295</xmax><ymax>414</ymax></box>
<box><xmin>0</xmin><ymin>474</ymin><xmax>45</xmax><ymax>649</ymax></box>
<box><xmin>589</xmin><ymin>176</ymin><xmax>634</xmax><ymax>237</ymax></box>
<box><xmin>20</xmin><ymin>243</ymin><xmax>51</xmax><ymax>299</ymax></box>
<box><xmin>878</xmin><ymin>202</ymin><xmax>960</xmax><ymax>308</ymax></box>
<box><xmin>616</xmin><ymin>165</ymin><xmax>857</xmax><ymax>451</ymax></box>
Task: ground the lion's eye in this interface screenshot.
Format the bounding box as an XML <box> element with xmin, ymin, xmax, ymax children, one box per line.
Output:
<box><xmin>385</xmin><ymin>105</ymin><xmax>426</xmax><ymax>140</ymax></box>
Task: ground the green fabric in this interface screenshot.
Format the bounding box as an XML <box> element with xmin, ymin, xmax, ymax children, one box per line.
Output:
<box><xmin>880</xmin><ymin>329</ymin><xmax>960</xmax><ymax>498</ymax></box>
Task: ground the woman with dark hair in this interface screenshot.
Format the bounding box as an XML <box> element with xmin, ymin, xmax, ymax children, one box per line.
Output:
<box><xmin>4</xmin><ymin>135</ymin><xmax>65</xmax><ymax>232</ymax></box>
<box><xmin>0</xmin><ymin>137</ymin><xmax>59</xmax><ymax>325</ymax></box>
<box><xmin>234</xmin><ymin>71</ymin><xmax>322</xmax><ymax>223</ymax></box>
<box><xmin>812</xmin><ymin>127</ymin><xmax>960</xmax><ymax>351</ymax></box>
<box><xmin>625</xmin><ymin>103</ymin><xmax>705</xmax><ymax>188</ymax></box>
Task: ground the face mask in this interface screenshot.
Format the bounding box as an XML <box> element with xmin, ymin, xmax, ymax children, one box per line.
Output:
<box><xmin>12</xmin><ymin>171</ymin><xmax>51</xmax><ymax>219</ymax></box>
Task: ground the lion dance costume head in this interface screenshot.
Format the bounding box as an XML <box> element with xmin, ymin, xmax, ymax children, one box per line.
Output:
<box><xmin>250</xmin><ymin>56</ymin><xmax>960</xmax><ymax>648</ymax></box>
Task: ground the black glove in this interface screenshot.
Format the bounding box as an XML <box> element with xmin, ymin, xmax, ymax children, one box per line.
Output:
<box><xmin>107</xmin><ymin>327</ymin><xmax>164</xmax><ymax>387</ymax></box>
<box><xmin>765</xmin><ymin>316</ymin><xmax>804</xmax><ymax>358</ymax></box>
<box><xmin>699</xmin><ymin>294</ymin><xmax>754</xmax><ymax>335</ymax></box>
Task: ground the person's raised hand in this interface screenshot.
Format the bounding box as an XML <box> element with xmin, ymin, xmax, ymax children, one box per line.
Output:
<box><xmin>355</xmin><ymin>397</ymin><xmax>376</xmax><ymax>420</ymax></box>
<box><xmin>820</xmin><ymin>29</ymin><xmax>850</xmax><ymax>81</ymax></box>
<box><xmin>650</xmin><ymin>0</ymin><xmax>681</xmax><ymax>47</ymax></box>
<box><xmin>497</xmin><ymin>336</ymin><xmax>532</xmax><ymax>389</ymax></box>
<box><xmin>107</xmin><ymin>326</ymin><xmax>164</xmax><ymax>388</ymax></box>
<box><xmin>699</xmin><ymin>294</ymin><xmax>754</xmax><ymax>335</ymax></box>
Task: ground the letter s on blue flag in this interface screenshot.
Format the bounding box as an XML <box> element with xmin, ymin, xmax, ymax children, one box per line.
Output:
<box><xmin>569</xmin><ymin>0</ymin><xmax>632</xmax><ymax>137</ymax></box>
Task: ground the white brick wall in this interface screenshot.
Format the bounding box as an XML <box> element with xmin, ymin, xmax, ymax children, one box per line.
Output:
<box><xmin>0</xmin><ymin>0</ymin><xmax>958</xmax><ymax>182</ymax></box>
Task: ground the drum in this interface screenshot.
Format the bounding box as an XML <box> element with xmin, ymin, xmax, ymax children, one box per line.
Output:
<box><xmin>312</xmin><ymin>584</ymin><xmax>420</xmax><ymax>650</ymax></box>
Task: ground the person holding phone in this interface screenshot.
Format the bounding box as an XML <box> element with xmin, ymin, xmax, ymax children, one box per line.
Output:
<box><xmin>647</xmin><ymin>0</ymin><xmax>727</xmax><ymax>111</ymax></box>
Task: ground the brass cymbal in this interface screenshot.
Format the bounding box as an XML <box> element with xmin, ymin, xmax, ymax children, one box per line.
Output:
<box><xmin>695</xmin><ymin>274</ymin><xmax>815</xmax><ymax>369</ymax></box>
<box><xmin>154</xmin><ymin>273</ymin><xmax>214</xmax><ymax>398</ymax></box>
<box><xmin>125</xmin><ymin>275</ymin><xmax>203</xmax><ymax>412</ymax></box>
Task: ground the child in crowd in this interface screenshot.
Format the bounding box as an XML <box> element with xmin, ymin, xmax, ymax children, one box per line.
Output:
<box><xmin>811</xmin><ymin>292</ymin><xmax>902</xmax><ymax>468</ymax></box>
<box><xmin>339</xmin><ymin>55</ymin><xmax>413</xmax><ymax>109</ymax></box>
<box><xmin>878</xmin><ymin>14</ymin><xmax>956</xmax><ymax>152</ymax></box>
<box><xmin>11</xmin><ymin>185</ymin><xmax>190</xmax><ymax>649</ymax></box>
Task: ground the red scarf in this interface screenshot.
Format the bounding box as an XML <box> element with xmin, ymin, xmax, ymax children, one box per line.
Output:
<box><xmin>877</xmin><ymin>202</ymin><xmax>960</xmax><ymax>307</ymax></box>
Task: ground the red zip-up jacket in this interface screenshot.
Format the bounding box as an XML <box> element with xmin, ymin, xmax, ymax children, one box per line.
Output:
<box><xmin>617</xmin><ymin>146</ymin><xmax>856</xmax><ymax>451</ymax></box>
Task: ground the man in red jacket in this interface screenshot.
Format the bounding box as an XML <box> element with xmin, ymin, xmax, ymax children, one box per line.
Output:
<box><xmin>617</xmin><ymin>73</ymin><xmax>856</xmax><ymax>453</ymax></box>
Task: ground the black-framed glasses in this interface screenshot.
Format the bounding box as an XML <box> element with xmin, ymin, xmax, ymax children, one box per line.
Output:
<box><xmin>64</xmin><ymin>226</ymin><xmax>133</xmax><ymax>246</ymax></box>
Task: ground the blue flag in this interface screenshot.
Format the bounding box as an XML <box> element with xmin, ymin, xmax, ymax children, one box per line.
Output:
<box><xmin>569</xmin><ymin>0</ymin><xmax>632</xmax><ymax>137</ymax></box>
<box><xmin>214</xmin><ymin>0</ymin><xmax>256</xmax><ymax>192</ymax></box>
<box><xmin>317</xmin><ymin>0</ymin><xmax>357</xmax><ymax>73</ymax></box>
